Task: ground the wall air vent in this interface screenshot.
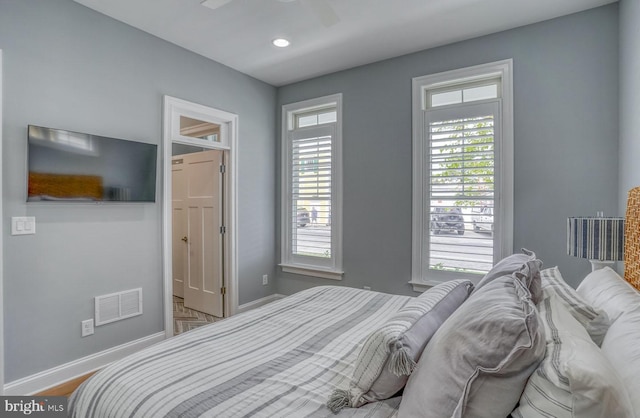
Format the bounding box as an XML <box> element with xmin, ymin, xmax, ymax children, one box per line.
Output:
<box><xmin>95</xmin><ymin>288</ymin><xmax>143</xmax><ymax>326</ymax></box>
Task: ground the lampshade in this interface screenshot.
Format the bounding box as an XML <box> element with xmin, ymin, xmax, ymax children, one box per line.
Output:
<box><xmin>567</xmin><ymin>217</ymin><xmax>625</xmax><ymax>261</ymax></box>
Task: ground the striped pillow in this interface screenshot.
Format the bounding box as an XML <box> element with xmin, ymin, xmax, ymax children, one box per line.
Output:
<box><xmin>512</xmin><ymin>289</ymin><xmax>634</xmax><ymax>418</ymax></box>
<box><xmin>541</xmin><ymin>267</ymin><xmax>610</xmax><ymax>345</ymax></box>
<box><xmin>328</xmin><ymin>279</ymin><xmax>473</xmax><ymax>412</ymax></box>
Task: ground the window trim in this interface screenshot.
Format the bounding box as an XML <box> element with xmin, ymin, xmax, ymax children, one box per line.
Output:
<box><xmin>280</xmin><ymin>93</ymin><xmax>343</xmax><ymax>280</ymax></box>
<box><xmin>410</xmin><ymin>60</ymin><xmax>513</xmax><ymax>290</ymax></box>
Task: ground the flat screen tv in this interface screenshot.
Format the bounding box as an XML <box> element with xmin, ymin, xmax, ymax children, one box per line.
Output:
<box><xmin>27</xmin><ymin>125</ymin><xmax>158</xmax><ymax>202</ymax></box>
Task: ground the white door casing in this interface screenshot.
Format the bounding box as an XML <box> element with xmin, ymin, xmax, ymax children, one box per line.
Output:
<box><xmin>0</xmin><ymin>49</ymin><xmax>5</xmax><ymax>395</ymax></box>
<box><xmin>172</xmin><ymin>157</ymin><xmax>187</xmax><ymax>299</ymax></box>
<box><xmin>182</xmin><ymin>150</ymin><xmax>224</xmax><ymax>317</ymax></box>
<box><xmin>163</xmin><ymin>96</ymin><xmax>238</xmax><ymax>338</ymax></box>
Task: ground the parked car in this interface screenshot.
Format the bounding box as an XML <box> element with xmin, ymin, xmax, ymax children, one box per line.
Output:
<box><xmin>472</xmin><ymin>206</ymin><xmax>493</xmax><ymax>234</ymax></box>
<box><xmin>431</xmin><ymin>207</ymin><xmax>465</xmax><ymax>235</ymax></box>
<box><xmin>297</xmin><ymin>207</ymin><xmax>310</xmax><ymax>227</ymax></box>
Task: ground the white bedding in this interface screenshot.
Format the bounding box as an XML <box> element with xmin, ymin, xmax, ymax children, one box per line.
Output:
<box><xmin>69</xmin><ymin>286</ymin><xmax>411</xmax><ymax>418</ymax></box>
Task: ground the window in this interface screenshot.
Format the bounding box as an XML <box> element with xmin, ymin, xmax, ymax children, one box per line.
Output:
<box><xmin>428</xmin><ymin>80</ymin><xmax>500</xmax><ymax>108</ymax></box>
<box><xmin>411</xmin><ymin>60</ymin><xmax>513</xmax><ymax>290</ymax></box>
<box><xmin>166</xmin><ymin>97</ymin><xmax>231</xmax><ymax>149</ymax></box>
<box><xmin>281</xmin><ymin>94</ymin><xmax>343</xmax><ymax>279</ymax></box>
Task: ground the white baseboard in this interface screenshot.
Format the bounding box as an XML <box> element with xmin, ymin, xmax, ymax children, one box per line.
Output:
<box><xmin>237</xmin><ymin>293</ymin><xmax>285</xmax><ymax>314</ymax></box>
<box><xmin>4</xmin><ymin>331</ymin><xmax>165</xmax><ymax>396</ymax></box>
<box><xmin>4</xmin><ymin>295</ymin><xmax>286</xmax><ymax>395</ymax></box>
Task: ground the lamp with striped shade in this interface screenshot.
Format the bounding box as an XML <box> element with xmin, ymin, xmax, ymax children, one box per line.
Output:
<box><xmin>567</xmin><ymin>216</ymin><xmax>625</xmax><ymax>271</ymax></box>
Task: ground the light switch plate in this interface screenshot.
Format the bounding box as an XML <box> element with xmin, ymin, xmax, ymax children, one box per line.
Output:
<box><xmin>81</xmin><ymin>319</ymin><xmax>95</xmax><ymax>337</ymax></box>
<box><xmin>11</xmin><ymin>217</ymin><xmax>36</xmax><ymax>235</ymax></box>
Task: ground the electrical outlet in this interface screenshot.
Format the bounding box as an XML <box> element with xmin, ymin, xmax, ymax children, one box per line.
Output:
<box><xmin>262</xmin><ymin>274</ymin><xmax>268</xmax><ymax>285</ymax></box>
<box><xmin>82</xmin><ymin>319</ymin><xmax>94</xmax><ymax>337</ymax></box>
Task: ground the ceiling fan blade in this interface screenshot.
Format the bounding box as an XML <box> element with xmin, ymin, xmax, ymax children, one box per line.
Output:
<box><xmin>201</xmin><ymin>0</ymin><xmax>234</xmax><ymax>11</ymax></box>
<box><xmin>300</xmin><ymin>0</ymin><xmax>340</xmax><ymax>27</ymax></box>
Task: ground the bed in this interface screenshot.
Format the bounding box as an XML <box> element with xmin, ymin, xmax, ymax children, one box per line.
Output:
<box><xmin>69</xmin><ymin>266</ymin><xmax>640</xmax><ymax>418</ymax></box>
<box><xmin>69</xmin><ymin>286</ymin><xmax>411</xmax><ymax>417</ymax></box>
<box><xmin>70</xmin><ymin>189</ymin><xmax>640</xmax><ymax>418</ymax></box>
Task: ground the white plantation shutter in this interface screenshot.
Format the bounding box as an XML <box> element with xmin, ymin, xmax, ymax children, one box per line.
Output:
<box><xmin>424</xmin><ymin>101</ymin><xmax>501</xmax><ymax>277</ymax></box>
<box><xmin>291</xmin><ymin>126</ymin><xmax>333</xmax><ymax>260</ymax></box>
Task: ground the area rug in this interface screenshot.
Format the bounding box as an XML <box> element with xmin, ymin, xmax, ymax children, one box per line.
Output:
<box><xmin>173</xmin><ymin>296</ymin><xmax>221</xmax><ymax>335</ymax></box>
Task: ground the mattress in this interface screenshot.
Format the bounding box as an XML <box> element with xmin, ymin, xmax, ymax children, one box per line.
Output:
<box><xmin>69</xmin><ymin>286</ymin><xmax>412</xmax><ymax>418</ymax></box>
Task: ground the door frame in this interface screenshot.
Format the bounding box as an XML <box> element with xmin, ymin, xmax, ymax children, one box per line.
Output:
<box><xmin>162</xmin><ymin>95</ymin><xmax>238</xmax><ymax>338</ymax></box>
<box><xmin>0</xmin><ymin>49</ymin><xmax>5</xmax><ymax>394</ymax></box>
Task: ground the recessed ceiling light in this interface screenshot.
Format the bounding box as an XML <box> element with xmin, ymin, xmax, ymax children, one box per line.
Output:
<box><xmin>272</xmin><ymin>38</ymin><xmax>291</xmax><ymax>48</ymax></box>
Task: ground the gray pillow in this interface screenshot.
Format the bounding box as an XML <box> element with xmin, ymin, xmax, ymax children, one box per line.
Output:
<box><xmin>475</xmin><ymin>248</ymin><xmax>543</xmax><ymax>304</ymax></box>
<box><xmin>514</xmin><ymin>259</ymin><xmax>543</xmax><ymax>305</ymax></box>
<box><xmin>327</xmin><ymin>279</ymin><xmax>474</xmax><ymax>413</ymax></box>
<box><xmin>398</xmin><ymin>274</ymin><xmax>546</xmax><ymax>418</ymax></box>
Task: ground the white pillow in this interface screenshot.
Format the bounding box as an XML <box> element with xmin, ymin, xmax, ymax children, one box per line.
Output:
<box><xmin>512</xmin><ymin>289</ymin><xmax>634</xmax><ymax>418</ymax></box>
<box><xmin>327</xmin><ymin>279</ymin><xmax>473</xmax><ymax>412</ymax></box>
<box><xmin>576</xmin><ymin>266</ymin><xmax>638</xmax><ymax>321</ymax></box>
<box><xmin>577</xmin><ymin>267</ymin><xmax>640</xmax><ymax>415</ymax></box>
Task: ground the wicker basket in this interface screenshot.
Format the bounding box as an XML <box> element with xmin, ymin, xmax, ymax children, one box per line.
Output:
<box><xmin>625</xmin><ymin>186</ymin><xmax>640</xmax><ymax>291</ymax></box>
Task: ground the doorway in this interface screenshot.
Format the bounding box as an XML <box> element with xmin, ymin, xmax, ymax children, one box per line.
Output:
<box><xmin>162</xmin><ymin>96</ymin><xmax>238</xmax><ymax>338</ymax></box>
<box><xmin>172</xmin><ymin>149</ymin><xmax>225</xmax><ymax>318</ymax></box>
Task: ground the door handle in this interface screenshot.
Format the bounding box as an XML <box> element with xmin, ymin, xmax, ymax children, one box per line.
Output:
<box><xmin>181</xmin><ymin>236</ymin><xmax>188</xmax><ymax>243</ymax></box>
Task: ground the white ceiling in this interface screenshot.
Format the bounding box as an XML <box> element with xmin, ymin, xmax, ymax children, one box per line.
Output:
<box><xmin>73</xmin><ymin>0</ymin><xmax>616</xmax><ymax>86</ymax></box>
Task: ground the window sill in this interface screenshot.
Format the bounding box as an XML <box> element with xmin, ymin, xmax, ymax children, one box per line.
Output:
<box><xmin>280</xmin><ymin>264</ymin><xmax>344</xmax><ymax>280</ymax></box>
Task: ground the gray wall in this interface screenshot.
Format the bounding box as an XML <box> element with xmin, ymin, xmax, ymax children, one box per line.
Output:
<box><xmin>0</xmin><ymin>0</ymin><xmax>276</xmax><ymax>382</ymax></box>
<box><xmin>276</xmin><ymin>5</ymin><xmax>619</xmax><ymax>296</ymax></box>
<box><xmin>0</xmin><ymin>0</ymin><xmax>624</xmax><ymax>385</ymax></box>
<box><xmin>619</xmin><ymin>0</ymin><xmax>640</xmax><ymax>209</ymax></box>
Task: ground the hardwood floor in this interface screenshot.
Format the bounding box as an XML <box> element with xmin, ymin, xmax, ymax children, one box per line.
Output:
<box><xmin>35</xmin><ymin>371</ymin><xmax>97</xmax><ymax>397</ymax></box>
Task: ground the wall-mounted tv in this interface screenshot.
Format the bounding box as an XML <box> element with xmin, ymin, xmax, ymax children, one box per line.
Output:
<box><xmin>27</xmin><ymin>125</ymin><xmax>158</xmax><ymax>202</ymax></box>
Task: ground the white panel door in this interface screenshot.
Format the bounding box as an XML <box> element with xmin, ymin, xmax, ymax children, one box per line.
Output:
<box><xmin>171</xmin><ymin>157</ymin><xmax>187</xmax><ymax>298</ymax></box>
<box><xmin>183</xmin><ymin>150</ymin><xmax>224</xmax><ymax>317</ymax></box>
